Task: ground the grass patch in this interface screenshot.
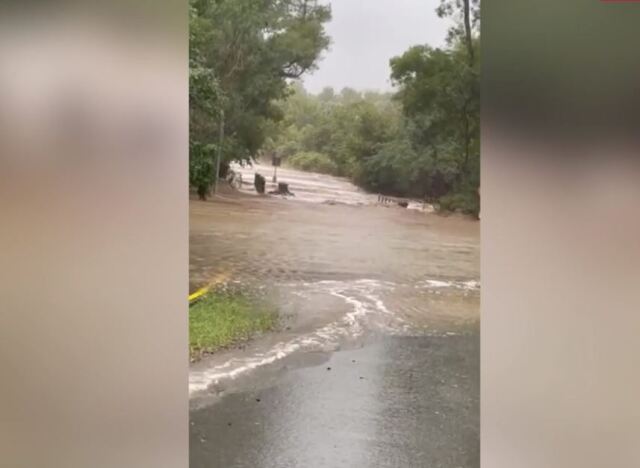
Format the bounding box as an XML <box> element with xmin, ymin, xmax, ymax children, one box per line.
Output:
<box><xmin>189</xmin><ymin>291</ymin><xmax>277</xmax><ymax>361</ymax></box>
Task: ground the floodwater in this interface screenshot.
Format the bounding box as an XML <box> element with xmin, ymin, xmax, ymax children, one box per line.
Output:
<box><xmin>232</xmin><ymin>161</ymin><xmax>378</xmax><ymax>205</ymax></box>
<box><xmin>190</xmin><ymin>163</ymin><xmax>480</xmax><ymax>467</ymax></box>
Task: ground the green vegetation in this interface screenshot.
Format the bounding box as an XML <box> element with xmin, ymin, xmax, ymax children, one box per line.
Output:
<box><xmin>288</xmin><ymin>151</ymin><xmax>338</xmax><ymax>175</ymax></box>
<box><xmin>189</xmin><ymin>0</ymin><xmax>331</xmax><ymax>199</ymax></box>
<box><xmin>189</xmin><ymin>292</ymin><xmax>277</xmax><ymax>360</ymax></box>
<box><xmin>273</xmin><ymin>86</ymin><xmax>400</xmax><ymax>179</ymax></box>
<box><xmin>189</xmin><ymin>0</ymin><xmax>480</xmax><ymax>216</ymax></box>
<box><xmin>273</xmin><ymin>0</ymin><xmax>480</xmax><ymax>215</ymax></box>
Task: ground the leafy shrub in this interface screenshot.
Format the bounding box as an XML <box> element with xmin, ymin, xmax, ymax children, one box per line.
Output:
<box><xmin>189</xmin><ymin>142</ymin><xmax>216</xmax><ymax>199</ymax></box>
<box><xmin>438</xmin><ymin>190</ymin><xmax>479</xmax><ymax>216</ymax></box>
<box><xmin>287</xmin><ymin>151</ymin><xmax>339</xmax><ymax>175</ymax></box>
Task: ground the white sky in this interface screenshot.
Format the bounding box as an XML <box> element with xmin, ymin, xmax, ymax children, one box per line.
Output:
<box><xmin>302</xmin><ymin>0</ymin><xmax>449</xmax><ymax>93</ymax></box>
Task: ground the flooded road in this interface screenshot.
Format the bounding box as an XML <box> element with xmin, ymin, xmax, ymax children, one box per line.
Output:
<box><xmin>231</xmin><ymin>161</ymin><xmax>379</xmax><ymax>205</ymax></box>
<box><xmin>190</xmin><ymin>164</ymin><xmax>479</xmax><ymax>467</ymax></box>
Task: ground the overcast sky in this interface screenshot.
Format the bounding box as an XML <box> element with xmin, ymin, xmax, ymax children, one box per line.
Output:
<box><xmin>302</xmin><ymin>0</ymin><xmax>449</xmax><ymax>94</ymax></box>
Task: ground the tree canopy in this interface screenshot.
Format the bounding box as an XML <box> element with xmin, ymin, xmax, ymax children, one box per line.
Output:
<box><xmin>189</xmin><ymin>0</ymin><xmax>331</xmax><ymax>198</ymax></box>
<box><xmin>271</xmin><ymin>1</ymin><xmax>480</xmax><ymax>214</ymax></box>
<box><xmin>189</xmin><ymin>0</ymin><xmax>480</xmax><ymax>215</ymax></box>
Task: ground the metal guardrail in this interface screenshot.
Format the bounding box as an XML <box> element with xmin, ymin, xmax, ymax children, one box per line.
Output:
<box><xmin>377</xmin><ymin>194</ymin><xmax>408</xmax><ymax>206</ymax></box>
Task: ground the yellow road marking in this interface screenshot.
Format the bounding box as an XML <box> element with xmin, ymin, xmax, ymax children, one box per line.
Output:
<box><xmin>188</xmin><ymin>272</ymin><xmax>230</xmax><ymax>304</ymax></box>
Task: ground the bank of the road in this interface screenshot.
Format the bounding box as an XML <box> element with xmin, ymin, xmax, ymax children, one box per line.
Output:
<box><xmin>189</xmin><ymin>272</ymin><xmax>277</xmax><ymax>362</ymax></box>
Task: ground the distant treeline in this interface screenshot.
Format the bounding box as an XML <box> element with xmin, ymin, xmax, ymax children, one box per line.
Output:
<box><xmin>190</xmin><ymin>0</ymin><xmax>480</xmax><ymax>215</ymax></box>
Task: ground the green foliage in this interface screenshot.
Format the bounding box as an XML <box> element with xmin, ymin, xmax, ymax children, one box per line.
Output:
<box><xmin>390</xmin><ymin>40</ymin><xmax>479</xmax><ymax>183</ymax></box>
<box><xmin>189</xmin><ymin>0</ymin><xmax>480</xmax><ymax>215</ymax></box>
<box><xmin>189</xmin><ymin>0</ymin><xmax>331</xmax><ymax>198</ymax></box>
<box><xmin>189</xmin><ymin>141</ymin><xmax>217</xmax><ymax>200</ymax></box>
<box><xmin>288</xmin><ymin>151</ymin><xmax>338</xmax><ymax>175</ymax></box>
<box><xmin>266</xmin><ymin>2</ymin><xmax>480</xmax><ymax>215</ymax></box>
<box><xmin>438</xmin><ymin>190</ymin><xmax>479</xmax><ymax>215</ymax></box>
<box><xmin>273</xmin><ymin>86</ymin><xmax>401</xmax><ymax>177</ymax></box>
<box><xmin>386</xmin><ymin>0</ymin><xmax>480</xmax><ymax>213</ymax></box>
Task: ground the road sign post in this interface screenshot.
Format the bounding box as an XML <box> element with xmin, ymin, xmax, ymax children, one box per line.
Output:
<box><xmin>213</xmin><ymin>109</ymin><xmax>224</xmax><ymax>196</ymax></box>
<box><xmin>271</xmin><ymin>154</ymin><xmax>280</xmax><ymax>183</ymax></box>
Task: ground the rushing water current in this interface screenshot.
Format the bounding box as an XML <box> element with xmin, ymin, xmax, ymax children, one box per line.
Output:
<box><xmin>190</xmin><ymin>164</ymin><xmax>480</xmax><ymax>467</ymax></box>
<box><xmin>190</xmin><ymin>163</ymin><xmax>479</xmax><ymax>396</ymax></box>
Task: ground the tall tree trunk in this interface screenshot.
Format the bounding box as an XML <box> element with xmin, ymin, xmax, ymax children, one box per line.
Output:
<box><xmin>460</xmin><ymin>97</ymin><xmax>472</xmax><ymax>179</ymax></box>
<box><xmin>463</xmin><ymin>0</ymin><xmax>474</xmax><ymax>65</ymax></box>
<box><xmin>462</xmin><ymin>0</ymin><xmax>474</xmax><ymax>180</ymax></box>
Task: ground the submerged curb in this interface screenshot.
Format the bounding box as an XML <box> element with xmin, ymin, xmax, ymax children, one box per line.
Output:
<box><xmin>188</xmin><ymin>272</ymin><xmax>230</xmax><ymax>304</ymax></box>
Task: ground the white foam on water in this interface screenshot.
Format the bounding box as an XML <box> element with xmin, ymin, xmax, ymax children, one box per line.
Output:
<box><xmin>461</xmin><ymin>280</ymin><xmax>480</xmax><ymax>290</ymax></box>
<box><xmin>424</xmin><ymin>279</ymin><xmax>452</xmax><ymax>288</ymax></box>
<box><xmin>406</xmin><ymin>201</ymin><xmax>435</xmax><ymax>213</ymax></box>
<box><xmin>230</xmin><ymin>162</ymin><xmax>377</xmax><ymax>206</ymax></box>
<box><xmin>418</xmin><ymin>278</ymin><xmax>480</xmax><ymax>291</ymax></box>
<box><xmin>189</xmin><ymin>279</ymin><xmax>406</xmax><ymax>395</ymax></box>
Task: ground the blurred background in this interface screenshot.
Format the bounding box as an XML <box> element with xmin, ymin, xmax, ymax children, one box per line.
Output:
<box><xmin>483</xmin><ymin>1</ymin><xmax>640</xmax><ymax>467</ymax></box>
<box><xmin>0</xmin><ymin>2</ymin><xmax>187</xmax><ymax>468</ymax></box>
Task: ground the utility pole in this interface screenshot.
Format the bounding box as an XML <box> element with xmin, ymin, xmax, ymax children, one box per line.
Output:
<box><xmin>213</xmin><ymin>109</ymin><xmax>224</xmax><ymax>196</ymax></box>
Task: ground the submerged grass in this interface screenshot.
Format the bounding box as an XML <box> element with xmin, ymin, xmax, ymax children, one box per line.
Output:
<box><xmin>189</xmin><ymin>291</ymin><xmax>277</xmax><ymax>361</ymax></box>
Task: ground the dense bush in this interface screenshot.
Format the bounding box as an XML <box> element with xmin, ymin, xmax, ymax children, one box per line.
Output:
<box><xmin>438</xmin><ymin>190</ymin><xmax>479</xmax><ymax>216</ymax></box>
<box><xmin>287</xmin><ymin>151</ymin><xmax>339</xmax><ymax>175</ymax></box>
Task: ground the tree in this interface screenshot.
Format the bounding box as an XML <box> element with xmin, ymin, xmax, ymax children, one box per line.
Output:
<box><xmin>387</xmin><ymin>0</ymin><xmax>480</xmax><ymax>214</ymax></box>
<box><xmin>271</xmin><ymin>85</ymin><xmax>401</xmax><ymax>178</ymax></box>
<box><xmin>216</xmin><ymin>0</ymin><xmax>481</xmax><ymax>215</ymax></box>
<box><xmin>317</xmin><ymin>86</ymin><xmax>335</xmax><ymax>102</ymax></box>
<box><xmin>436</xmin><ymin>0</ymin><xmax>480</xmax><ymax>64</ymax></box>
<box><xmin>189</xmin><ymin>0</ymin><xmax>331</xmax><ymax>198</ymax></box>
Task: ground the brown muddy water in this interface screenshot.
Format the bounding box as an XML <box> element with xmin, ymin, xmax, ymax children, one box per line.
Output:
<box><xmin>190</xmin><ymin>164</ymin><xmax>479</xmax><ymax>467</ymax></box>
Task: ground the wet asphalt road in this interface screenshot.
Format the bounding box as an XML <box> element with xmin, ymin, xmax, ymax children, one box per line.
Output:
<box><xmin>190</xmin><ymin>331</ymin><xmax>479</xmax><ymax>468</ymax></box>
